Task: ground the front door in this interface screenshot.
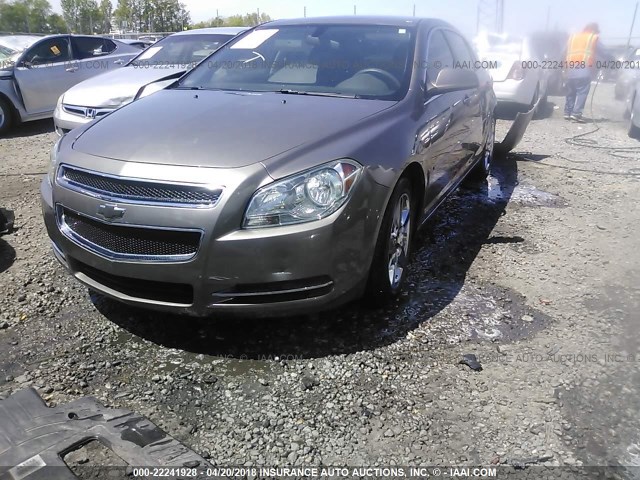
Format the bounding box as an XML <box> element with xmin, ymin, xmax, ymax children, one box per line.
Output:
<box><xmin>14</xmin><ymin>36</ymin><xmax>75</xmax><ymax>115</ymax></box>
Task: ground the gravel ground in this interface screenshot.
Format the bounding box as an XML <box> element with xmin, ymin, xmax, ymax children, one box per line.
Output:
<box><xmin>1</xmin><ymin>82</ymin><xmax>639</xmax><ymax>474</ymax></box>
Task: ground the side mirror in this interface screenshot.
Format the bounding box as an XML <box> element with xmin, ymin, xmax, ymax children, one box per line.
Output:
<box><xmin>429</xmin><ymin>68</ymin><xmax>479</xmax><ymax>95</ymax></box>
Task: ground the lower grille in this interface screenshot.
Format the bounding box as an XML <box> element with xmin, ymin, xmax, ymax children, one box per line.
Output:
<box><xmin>212</xmin><ymin>277</ymin><xmax>333</xmax><ymax>304</ymax></box>
<box><xmin>59</xmin><ymin>207</ymin><xmax>201</xmax><ymax>261</ymax></box>
<box><xmin>73</xmin><ymin>259</ymin><xmax>193</xmax><ymax>305</ymax></box>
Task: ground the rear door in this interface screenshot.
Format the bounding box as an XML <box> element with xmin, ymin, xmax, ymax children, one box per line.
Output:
<box><xmin>13</xmin><ymin>36</ymin><xmax>75</xmax><ymax>115</ymax></box>
<box><xmin>70</xmin><ymin>37</ymin><xmax>130</xmax><ymax>83</ymax></box>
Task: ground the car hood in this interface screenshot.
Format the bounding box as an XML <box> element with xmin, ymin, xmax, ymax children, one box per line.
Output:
<box><xmin>62</xmin><ymin>65</ymin><xmax>185</xmax><ymax>108</ymax></box>
<box><xmin>73</xmin><ymin>89</ymin><xmax>395</xmax><ymax>169</ymax></box>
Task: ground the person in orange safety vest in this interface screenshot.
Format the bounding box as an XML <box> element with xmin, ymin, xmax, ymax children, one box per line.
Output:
<box><xmin>564</xmin><ymin>23</ymin><xmax>599</xmax><ymax>123</ymax></box>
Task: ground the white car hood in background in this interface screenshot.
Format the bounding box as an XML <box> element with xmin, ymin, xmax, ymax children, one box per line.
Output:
<box><xmin>62</xmin><ymin>65</ymin><xmax>185</xmax><ymax>108</ymax></box>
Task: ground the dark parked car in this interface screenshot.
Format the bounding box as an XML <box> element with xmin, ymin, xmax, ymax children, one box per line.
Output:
<box><xmin>627</xmin><ymin>80</ymin><xmax>640</xmax><ymax>139</ymax></box>
<box><xmin>614</xmin><ymin>47</ymin><xmax>640</xmax><ymax>101</ymax></box>
<box><xmin>42</xmin><ymin>16</ymin><xmax>497</xmax><ymax>316</ymax></box>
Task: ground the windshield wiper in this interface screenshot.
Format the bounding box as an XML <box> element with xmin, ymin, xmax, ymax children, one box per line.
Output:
<box><xmin>277</xmin><ymin>89</ymin><xmax>358</xmax><ymax>99</ymax></box>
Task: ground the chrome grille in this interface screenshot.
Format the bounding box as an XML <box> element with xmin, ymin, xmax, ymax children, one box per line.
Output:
<box><xmin>58</xmin><ymin>207</ymin><xmax>201</xmax><ymax>261</ymax></box>
<box><xmin>62</xmin><ymin>104</ymin><xmax>112</xmax><ymax>119</ymax></box>
<box><xmin>58</xmin><ymin>165</ymin><xmax>222</xmax><ymax>207</ymax></box>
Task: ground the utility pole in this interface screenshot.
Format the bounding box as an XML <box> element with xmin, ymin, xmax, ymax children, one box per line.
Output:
<box><xmin>354</xmin><ymin>5</ymin><xmax>357</xmax><ymax>15</ymax></box>
<box><xmin>304</xmin><ymin>6</ymin><xmax>307</xmax><ymax>17</ymax></box>
<box><xmin>545</xmin><ymin>6</ymin><xmax>550</xmax><ymax>31</ymax></box>
<box><xmin>413</xmin><ymin>4</ymin><xmax>416</xmax><ymax>16</ymax></box>
<box><xmin>628</xmin><ymin>2</ymin><xmax>639</xmax><ymax>49</ymax></box>
<box><xmin>496</xmin><ymin>0</ymin><xmax>504</xmax><ymax>33</ymax></box>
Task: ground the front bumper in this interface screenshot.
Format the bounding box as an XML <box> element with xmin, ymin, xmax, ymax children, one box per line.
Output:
<box><xmin>41</xmin><ymin>160</ymin><xmax>388</xmax><ymax>317</ymax></box>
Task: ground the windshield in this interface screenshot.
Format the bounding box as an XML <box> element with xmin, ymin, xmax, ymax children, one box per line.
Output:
<box><xmin>129</xmin><ymin>33</ymin><xmax>236</xmax><ymax>67</ymax></box>
<box><xmin>0</xmin><ymin>45</ymin><xmax>15</xmax><ymax>61</ymax></box>
<box><xmin>179</xmin><ymin>24</ymin><xmax>416</xmax><ymax>100</ymax></box>
<box><xmin>0</xmin><ymin>35</ymin><xmax>42</xmax><ymax>51</ymax></box>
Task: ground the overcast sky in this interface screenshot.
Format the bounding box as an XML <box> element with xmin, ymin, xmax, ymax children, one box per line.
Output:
<box><xmin>48</xmin><ymin>0</ymin><xmax>640</xmax><ymax>42</ymax></box>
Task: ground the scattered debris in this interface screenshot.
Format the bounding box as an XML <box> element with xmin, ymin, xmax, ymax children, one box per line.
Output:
<box><xmin>0</xmin><ymin>388</ymin><xmax>211</xmax><ymax>479</ymax></box>
<box><xmin>459</xmin><ymin>354</ymin><xmax>483</xmax><ymax>371</ymax></box>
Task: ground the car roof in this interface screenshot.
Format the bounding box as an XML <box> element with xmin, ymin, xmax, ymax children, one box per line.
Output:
<box><xmin>174</xmin><ymin>27</ymin><xmax>249</xmax><ymax>36</ymax></box>
<box><xmin>262</xmin><ymin>16</ymin><xmax>447</xmax><ymax>29</ymax></box>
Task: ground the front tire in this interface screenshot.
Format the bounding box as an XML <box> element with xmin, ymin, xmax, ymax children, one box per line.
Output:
<box><xmin>366</xmin><ymin>177</ymin><xmax>413</xmax><ymax>299</ymax></box>
<box><xmin>0</xmin><ymin>98</ymin><xmax>13</xmax><ymax>135</ymax></box>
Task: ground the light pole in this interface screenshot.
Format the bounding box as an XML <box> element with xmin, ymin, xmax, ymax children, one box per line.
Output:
<box><xmin>628</xmin><ymin>2</ymin><xmax>639</xmax><ymax>49</ymax></box>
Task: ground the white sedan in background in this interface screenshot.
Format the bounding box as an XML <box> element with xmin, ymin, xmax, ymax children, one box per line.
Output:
<box><xmin>475</xmin><ymin>32</ymin><xmax>549</xmax><ymax>114</ymax></box>
<box><xmin>54</xmin><ymin>27</ymin><xmax>247</xmax><ymax>135</ymax></box>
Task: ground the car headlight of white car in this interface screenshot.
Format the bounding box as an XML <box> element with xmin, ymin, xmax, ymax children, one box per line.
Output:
<box><xmin>243</xmin><ymin>160</ymin><xmax>362</xmax><ymax>228</ymax></box>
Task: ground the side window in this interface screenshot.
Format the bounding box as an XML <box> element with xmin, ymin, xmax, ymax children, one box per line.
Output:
<box><xmin>444</xmin><ymin>31</ymin><xmax>476</xmax><ymax>68</ymax></box>
<box><xmin>72</xmin><ymin>37</ymin><xmax>111</xmax><ymax>59</ymax></box>
<box><xmin>426</xmin><ymin>30</ymin><xmax>454</xmax><ymax>85</ymax></box>
<box><xmin>103</xmin><ymin>39</ymin><xmax>117</xmax><ymax>54</ymax></box>
<box><xmin>23</xmin><ymin>37</ymin><xmax>71</xmax><ymax>66</ymax></box>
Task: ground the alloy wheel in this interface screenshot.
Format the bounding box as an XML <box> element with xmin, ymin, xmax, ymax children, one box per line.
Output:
<box><xmin>484</xmin><ymin>119</ymin><xmax>496</xmax><ymax>172</ymax></box>
<box><xmin>387</xmin><ymin>193</ymin><xmax>411</xmax><ymax>289</ymax></box>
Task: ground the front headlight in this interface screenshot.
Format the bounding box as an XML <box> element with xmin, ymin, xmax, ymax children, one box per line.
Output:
<box><xmin>56</xmin><ymin>94</ymin><xmax>64</xmax><ymax>110</ymax></box>
<box><xmin>243</xmin><ymin>160</ymin><xmax>362</xmax><ymax>228</ymax></box>
<box><xmin>48</xmin><ymin>137</ymin><xmax>63</xmax><ymax>185</ymax></box>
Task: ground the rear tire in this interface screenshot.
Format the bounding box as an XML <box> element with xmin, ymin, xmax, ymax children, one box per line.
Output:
<box><xmin>0</xmin><ymin>98</ymin><xmax>13</xmax><ymax>135</ymax></box>
<box><xmin>366</xmin><ymin>177</ymin><xmax>413</xmax><ymax>299</ymax></box>
<box><xmin>629</xmin><ymin>108</ymin><xmax>640</xmax><ymax>140</ymax></box>
<box><xmin>469</xmin><ymin>117</ymin><xmax>495</xmax><ymax>181</ymax></box>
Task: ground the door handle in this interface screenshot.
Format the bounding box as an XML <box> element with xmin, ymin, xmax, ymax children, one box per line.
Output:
<box><xmin>113</xmin><ymin>59</ymin><xmax>125</xmax><ymax>65</ymax></box>
<box><xmin>65</xmin><ymin>66</ymin><xmax>78</xmax><ymax>72</ymax></box>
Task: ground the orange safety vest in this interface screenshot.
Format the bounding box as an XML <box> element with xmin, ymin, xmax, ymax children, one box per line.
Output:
<box><xmin>566</xmin><ymin>32</ymin><xmax>599</xmax><ymax>67</ymax></box>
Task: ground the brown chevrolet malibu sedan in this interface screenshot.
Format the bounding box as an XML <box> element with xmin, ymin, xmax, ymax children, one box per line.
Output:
<box><xmin>41</xmin><ymin>16</ymin><xmax>497</xmax><ymax>316</ymax></box>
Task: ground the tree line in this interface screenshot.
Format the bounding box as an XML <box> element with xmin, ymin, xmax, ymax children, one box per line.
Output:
<box><xmin>112</xmin><ymin>0</ymin><xmax>190</xmax><ymax>33</ymax></box>
<box><xmin>192</xmin><ymin>12</ymin><xmax>271</xmax><ymax>29</ymax></box>
<box><xmin>0</xmin><ymin>0</ymin><xmax>271</xmax><ymax>35</ymax></box>
<box><xmin>0</xmin><ymin>0</ymin><xmax>67</xmax><ymax>33</ymax></box>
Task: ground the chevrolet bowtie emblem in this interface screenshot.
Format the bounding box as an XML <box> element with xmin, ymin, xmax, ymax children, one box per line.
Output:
<box><xmin>97</xmin><ymin>204</ymin><xmax>126</xmax><ymax>220</ymax></box>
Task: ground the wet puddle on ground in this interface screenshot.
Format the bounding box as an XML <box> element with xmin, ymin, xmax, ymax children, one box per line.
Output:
<box><xmin>486</xmin><ymin>176</ymin><xmax>567</xmax><ymax>208</ymax></box>
<box><xmin>398</xmin><ymin>281</ymin><xmax>550</xmax><ymax>345</ymax></box>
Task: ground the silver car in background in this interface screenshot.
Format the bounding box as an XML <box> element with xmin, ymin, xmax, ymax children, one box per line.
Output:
<box><xmin>42</xmin><ymin>16</ymin><xmax>496</xmax><ymax>317</ymax></box>
<box><xmin>54</xmin><ymin>27</ymin><xmax>247</xmax><ymax>135</ymax></box>
<box><xmin>475</xmin><ymin>32</ymin><xmax>548</xmax><ymax>113</ymax></box>
<box><xmin>0</xmin><ymin>35</ymin><xmax>139</xmax><ymax>134</ymax></box>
